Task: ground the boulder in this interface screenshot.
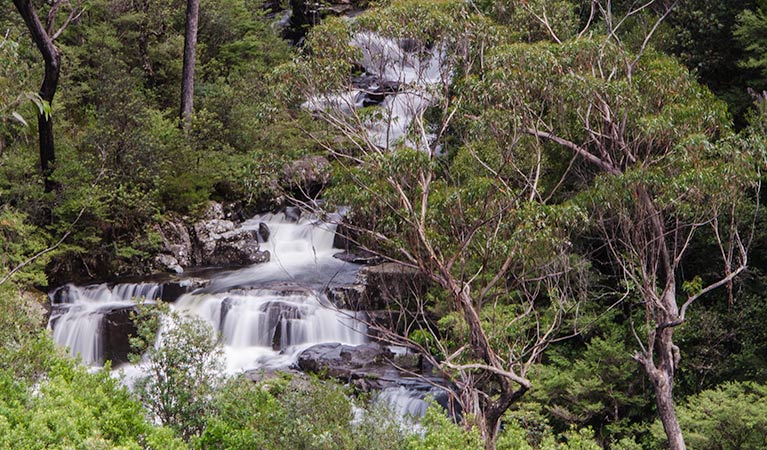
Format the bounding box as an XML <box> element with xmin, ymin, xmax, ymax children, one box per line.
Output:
<box><xmin>192</xmin><ymin>218</ymin><xmax>237</xmax><ymax>264</ymax></box>
<box><xmin>206</xmin><ymin>229</ymin><xmax>271</xmax><ymax>266</ymax></box>
<box><xmin>297</xmin><ymin>342</ymin><xmax>394</xmax><ymax>381</ymax></box>
<box><xmin>154</xmin><ymin>254</ymin><xmax>183</xmax><ymax>274</ymax></box>
<box><xmin>101</xmin><ymin>305</ymin><xmax>138</xmax><ymax>365</ymax></box>
<box><xmin>280</xmin><ymin>155</ymin><xmax>330</xmax><ymax>199</ymax></box>
<box><xmin>258</xmin><ymin>222</ymin><xmax>271</xmax><ymax>243</ymax></box>
<box><xmin>154</xmin><ymin>215</ymin><xmax>193</xmax><ymax>268</ymax></box>
<box><xmin>158</xmin><ymin>277</ymin><xmax>210</xmax><ymax>303</ymax></box>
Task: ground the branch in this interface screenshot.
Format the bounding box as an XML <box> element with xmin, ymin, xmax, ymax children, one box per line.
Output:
<box><xmin>524</xmin><ymin>127</ymin><xmax>621</xmax><ymax>175</ymax></box>
<box><xmin>442</xmin><ymin>361</ymin><xmax>531</xmax><ymax>390</ymax></box>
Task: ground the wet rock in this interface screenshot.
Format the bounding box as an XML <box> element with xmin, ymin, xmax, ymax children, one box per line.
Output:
<box><xmin>206</xmin><ymin>229</ymin><xmax>270</xmax><ymax>266</ymax></box>
<box><xmin>101</xmin><ymin>305</ymin><xmax>138</xmax><ymax>365</ymax></box>
<box><xmin>258</xmin><ymin>222</ymin><xmax>270</xmax><ymax>242</ymax></box>
<box><xmin>50</xmin><ymin>284</ymin><xmax>76</xmax><ymax>305</ymax></box>
<box><xmin>159</xmin><ymin>277</ymin><xmax>210</xmax><ymax>303</ymax></box>
<box><xmin>297</xmin><ymin>342</ymin><xmax>394</xmax><ymax>381</ymax></box>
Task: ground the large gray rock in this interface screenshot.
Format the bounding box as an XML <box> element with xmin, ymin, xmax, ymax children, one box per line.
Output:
<box><xmin>154</xmin><ymin>215</ymin><xmax>193</xmax><ymax>268</ymax></box>
<box><xmin>297</xmin><ymin>342</ymin><xmax>394</xmax><ymax>380</ymax></box>
<box><xmin>192</xmin><ymin>218</ymin><xmax>236</xmax><ymax>264</ymax></box>
<box><xmin>187</xmin><ymin>202</ymin><xmax>270</xmax><ymax>267</ymax></box>
<box><xmin>206</xmin><ymin>229</ymin><xmax>270</xmax><ymax>266</ymax></box>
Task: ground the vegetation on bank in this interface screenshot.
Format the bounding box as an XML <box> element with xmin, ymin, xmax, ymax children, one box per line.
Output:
<box><xmin>2</xmin><ymin>0</ymin><xmax>767</xmax><ymax>449</ymax></box>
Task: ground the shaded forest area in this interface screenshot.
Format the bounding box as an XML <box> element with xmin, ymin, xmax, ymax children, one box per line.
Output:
<box><xmin>3</xmin><ymin>1</ymin><xmax>767</xmax><ymax>449</ymax></box>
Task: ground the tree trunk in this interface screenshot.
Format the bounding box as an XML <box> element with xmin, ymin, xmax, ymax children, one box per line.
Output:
<box><xmin>180</xmin><ymin>0</ymin><xmax>199</xmax><ymax>129</ymax></box>
<box><xmin>12</xmin><ymin>0</ymin><xmax>61</xmax><ymax>192</ymax></box>
<box><xmin>650</xmin><ymin>366</ymin><xmax>686</xmax><ymax>450</ymax></box>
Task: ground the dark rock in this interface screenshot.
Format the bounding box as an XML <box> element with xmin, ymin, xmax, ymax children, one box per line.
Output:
<box><xmin>159</xmin><ymin>278</ymin><xmax>210</xmax><ymax>303</ymax></box>
<box><xmin>297</xmin><ymin>342</ymin><xmax>394</xmax><ymax>381</ymax></box>
<box><xmin>361</xmin><ymin>81</ymin><xmax>401</xmax><ymax>107</ymax></box>
<box><xmin>332</xmin><ymin>250</ymin><xmax>382</xmax><ymax>265</ymax></box>
<box><xmin>258</xmin><ymin>222</ymin><xmax>270</xmax><ymax>243</ymax></box>
<box><xmin>332</xmin><ymin>221</ymin><xmax>356</xmax><ymax>251</ymax></box>
<box><xmin>50</xmin><ymin>284</ymin><xmax>76</xmax><ymax>304</ymax></box>
<box><xmin>101</xmin><ymin>305</ymin><xmax>138</xmax><ymax>365</ymax></box>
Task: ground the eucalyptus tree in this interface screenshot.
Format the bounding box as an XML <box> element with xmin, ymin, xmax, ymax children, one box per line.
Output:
<box><xmin>180</xmin><ymin>0</ymin><xmax>199</xmax><ymax>129</ymax></box>
<box><xmin>471</xmin><ymin>26</ymin><xmax>760</xmax><ymax>450</ymax></box>
<box><xmin>288</xmin><ymin>2</ymin><xmax>590</xmax><ymax>448</ymax></box>
<box><xmin>11</xmin><ymin>0</ymin><xmax>83</xmax><ymax>192</ymax></box>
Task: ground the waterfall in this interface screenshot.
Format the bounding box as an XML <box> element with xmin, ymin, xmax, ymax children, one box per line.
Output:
<box><xmin>48</xmin><ymin>282</ymin><xmax>161</xmax><ymax>365</ymax></box>
<box><xmin>305</xmin><ymin>31</ymin><xmax>446</xmax><ymax>151</ymax></box>
<box><xmin>49</xmin><ymin>212</ymin><xmax>365</xmax><ymax>372</ymax></box>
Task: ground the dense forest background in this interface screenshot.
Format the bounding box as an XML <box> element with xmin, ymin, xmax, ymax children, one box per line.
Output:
<box><xmin>3</xmin><ymin>0</ymin><xmax>767</xmax><ymax>449</ymax></box>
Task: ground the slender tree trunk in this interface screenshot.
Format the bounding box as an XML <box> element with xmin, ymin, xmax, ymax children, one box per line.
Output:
<box><xmin>12</xmin><ymin>0</ymin><xmax>61</xmax><ymax>192</ymax></box>
<box><xmin>180</xmin><ymin>0</ymin><xmax>199</xmax><ymax>129</ymax></box>
<box><xmin>653</xmin><ymin>371</ymin><xmax>686</xmax><ymax>450</ymax></box>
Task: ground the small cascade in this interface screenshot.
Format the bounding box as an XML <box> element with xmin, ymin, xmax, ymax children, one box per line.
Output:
<box><xmin>206</xmin><ymin>211</ymin><xmax>357</xmax><ymax>291</ymax></box>
<box><xmin>49</xmin><ymin>211</ymin><xmax>364</xmax><ymax>372</ymax></box>
<box><xmin>306</xmin><ymin>31</ymin><xmax>446</xmax><ymax>151</ymax></box>
<box><xmin>174</xmin><ymin>288</ymin><xmax>366</xmax><ymax>373</ymax></box>
<box><xmin>378</xmin><ymin>386</ymin><xmax>430</xmax><ymax>418</ymax></box>
<box><xmin>49</xmin><ymin>282</ymin><xmax>162</xmax><ymax>365</ymax></box>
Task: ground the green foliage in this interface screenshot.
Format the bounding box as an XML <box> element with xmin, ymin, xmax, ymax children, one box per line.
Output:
<box><xmin>0</xmin><ymin>295</ymin><xmax>184</xmax><ymax>450</ymax></box>
<box><xmin>651</xmin><ymin>382</ymin><xmax>767</xmax><ymax>450</ymax></box>
<box><xmin>407</xmin><ymin>403</ymin><xmax>484</xmax><ymax>450</ymax></box>
<box><xmin>134</xmin><ymin>312</ymin><xmax>224</xmax><ymax>441</ymax></box>
<box><xmin>197</xmin><ymin>376</ymin><xmax>409</xmax><ymax>450</ymax></box>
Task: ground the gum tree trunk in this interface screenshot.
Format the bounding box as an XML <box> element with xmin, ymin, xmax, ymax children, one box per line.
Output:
<box><xmin>180</xmin><ymin>0</ymin><xmax>199</xmax><ymax>129</ymax></box>
<box><xmin>12</xmin><ymin>0</ymin><xmax>60</xmax><ymax>192</ymax></box>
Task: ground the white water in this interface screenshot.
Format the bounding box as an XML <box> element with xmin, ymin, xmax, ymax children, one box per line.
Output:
<box><xmin>378</xmin><ymin>386</ymin><xmax>430</xmax><ymax>418</ymax></box>
<box><xmin>49</xmin><ymin>212</ymin><xmax>366</xmax><ymax>374</ymax></box>
<box><xmin>49</xmin><ymin>283</ymin><xmax>161</xmax><ymax>365</ymax></box>
<box><xmin>306</xmin><ymin>31</ymin><xmax>446</xmax><ymax>151</ymax></box>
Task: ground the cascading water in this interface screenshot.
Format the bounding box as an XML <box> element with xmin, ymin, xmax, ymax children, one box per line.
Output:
<box><xmin>49</xmin><ymin>28</ymin><xmax>451</xmax><ymax>421</ymax></box>
<box><xmin>305</xmin><ymin>31</ymin><xmax>446</xmax><ymax>152</ymax></box>
<box><xmin>49</xmin><ymin>211</ymin><xmax>367</xmax><ymax>374</ymax></box>
<box><xmin>49</xmin><ymin>282</ymin><xmax>161</xmax><ymax>365</ymax></box>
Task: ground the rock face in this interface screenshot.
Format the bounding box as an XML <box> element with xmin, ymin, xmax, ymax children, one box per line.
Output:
<box><xmin>102</xmin><ymin>305</ymin><xmax>137</xmax><ymax>365</ymax></box>
<box><xmin>153</xmin><ymin>202</ymin><xmax>270</xmax><ymax>272</ymax></box>
<box><xmin>326</xmin><ymin>262</ymin><xmax>428</xmax><ymax>311</ymax></box>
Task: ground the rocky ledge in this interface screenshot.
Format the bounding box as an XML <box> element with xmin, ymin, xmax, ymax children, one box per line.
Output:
<box><xmin>153</xmin><ymin>201</ymin><xmax>271</xmax><ymax>273</ymax></box>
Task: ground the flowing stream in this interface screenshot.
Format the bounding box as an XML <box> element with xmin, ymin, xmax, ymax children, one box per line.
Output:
<box><xmin>48</xmin><ymin>28</ymin><xmax>448</xmax><ymax>418</ymax></box>
<box><xmin>50</xmin><ymin>212</ymin><xmax>365</xmax><ymax>372</ymax></box>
